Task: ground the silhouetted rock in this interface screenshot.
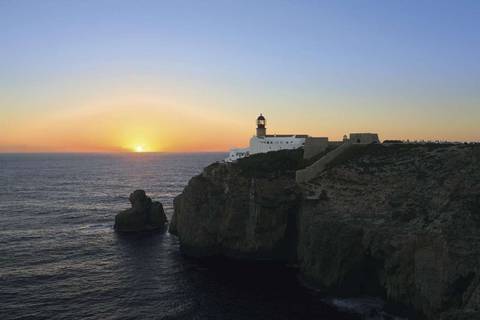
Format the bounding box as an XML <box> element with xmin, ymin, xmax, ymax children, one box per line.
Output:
<box><xmin>115</xmin><ymin>190</ymin><xmax>167</xmax><ymax>232</ymax></box>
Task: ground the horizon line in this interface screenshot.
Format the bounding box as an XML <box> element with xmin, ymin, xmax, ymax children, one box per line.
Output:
<box><xmin>0</xmin><ymin>151</ymin><xmax>229</xmax><ymax>154</ymax></box>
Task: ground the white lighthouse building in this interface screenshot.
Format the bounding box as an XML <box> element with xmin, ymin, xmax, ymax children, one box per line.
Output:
<box><xmin>226</xmin><ymin>114</ymin><xmax>380</xmax><ymax>162</ymax></box>
<box><xmin>226</xmin><ymin>114</ymin><xmax>308</xmax><ymax>162</ymax></box>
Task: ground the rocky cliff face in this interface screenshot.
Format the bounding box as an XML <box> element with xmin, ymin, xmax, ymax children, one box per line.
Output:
<box><xmin>171</xmin><ymin>144</ymin><xmax>480</xmax><ymax>319</ymax></box>
<box><xmin>169</xmin><ymin>150</ymin><xmax>303</xmax><ymax>261</ymax></box>
<box><xmin>298</xmin><ymin>144</ymin><xmax>480</xmax><ymax>319</ymax></box>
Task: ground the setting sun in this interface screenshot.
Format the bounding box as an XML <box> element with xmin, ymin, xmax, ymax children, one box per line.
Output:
<box><xmin>134</xmin><ymin>145</ymin><xmax>145</xmax><ymax>153</ymax></box>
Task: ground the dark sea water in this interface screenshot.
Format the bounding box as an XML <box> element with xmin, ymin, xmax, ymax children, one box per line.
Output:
<box><xmin>0</xmin><ymin>153</ymin><xmax>395</xmax><ymax>320</ymax></box>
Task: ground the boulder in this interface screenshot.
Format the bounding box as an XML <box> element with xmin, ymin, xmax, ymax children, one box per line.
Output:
<box><xmin>114</xmin><ymin>190</ymin><xmax>167</xmax><ymax>232</ymax></box>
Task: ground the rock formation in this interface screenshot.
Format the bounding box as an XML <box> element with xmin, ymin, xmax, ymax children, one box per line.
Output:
<box><xmin>169</xmin><ymin>149</ymin><xmax>304</xmax><ymax>260</ymax></box>
<box><xmin>297</xmin><ymin>144</ymin><xmax>480</xmax><ymax>319</ymax></box>
<box><xmin>170</xmin><ymin>144</ymin><xmax>480</xmax><ymax>319</ymax></box>
<box><xmin>115</xmin><ymin>190</ymin><xmax>167</xmax><ymax>232</ymax></box>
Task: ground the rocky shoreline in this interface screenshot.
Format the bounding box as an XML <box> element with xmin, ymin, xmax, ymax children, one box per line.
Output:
<box><xmin>170</xmin><ymin>144</ymin><xmax>480</xmax><ymax>319</ymax></box>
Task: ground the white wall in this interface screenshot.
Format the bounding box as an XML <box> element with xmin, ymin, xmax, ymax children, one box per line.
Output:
<box><xmin>249</xmin><ymin>136</ymin><xmax>305</xmax><ymax>154</ymax></box>
<box><xmin>226</xmin><ymin>147</ymin><xmax>250</xmax><ymax>162</ymax></box>
<box><xmin>226</xmin><ymin>136</ymin><xmax>306</xmax><ymax>161</ymax></box>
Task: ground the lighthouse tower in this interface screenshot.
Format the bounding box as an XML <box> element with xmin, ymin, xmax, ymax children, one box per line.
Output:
<box><xmin>225</xmin><ymin>113</ymin><xmax>313</xmax><ymax>162</ymax></box>
<box><xmin>256</xmin><ymin>114</ymin><xmax>266</xmax><ymax>137</ymax></box>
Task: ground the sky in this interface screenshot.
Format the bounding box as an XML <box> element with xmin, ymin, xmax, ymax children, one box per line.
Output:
<box><xmin>0</xmin><ymin>0</ymin><xmax>479</xmax><ymax>152</ymax></box>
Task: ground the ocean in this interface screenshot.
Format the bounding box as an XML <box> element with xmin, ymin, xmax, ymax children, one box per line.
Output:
<box><xmin>0</xmin><ymin>153</ymin><xmax>390</xmax><ymax>320</ymax></box>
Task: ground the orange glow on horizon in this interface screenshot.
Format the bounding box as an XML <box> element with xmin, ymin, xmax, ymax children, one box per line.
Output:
<box><xmin>134</xmin><ymin>145</ymin><xmax>145</xmax><ymax>153</ymax></box>
<box><xmin>2</xmin><ymin>89</ymin><xmax>479</xmax><ymax>153</ymax></box>
<box><xmin>0</xmin><ymin>97</ymin><xmax>252</xmax><ymax>153</ymax></box>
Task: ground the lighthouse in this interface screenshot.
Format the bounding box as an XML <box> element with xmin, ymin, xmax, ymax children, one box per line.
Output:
<box><xmin>226</xmin><ymin>114</ymin><xmax>310</xmax><ymax>161</ymax></box>
<box><xmin>256</xmin><ymin>114</ymin><xmax>266</xmax><ymax>137</ymax></box>
<box><xmin>226</xmin><ymin>114</ymin><xmax>379</xmax><ymax>162</ymax></box>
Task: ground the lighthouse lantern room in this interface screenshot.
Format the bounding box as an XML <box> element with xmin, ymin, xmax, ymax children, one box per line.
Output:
<box><xmin>256</xmin><ymin>114</ymin><xmax>266</xmax><ymax>137</ymax></box>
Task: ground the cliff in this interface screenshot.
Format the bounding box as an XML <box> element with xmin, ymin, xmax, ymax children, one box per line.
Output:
<box><xmin>169</xmin><ymin>149</ymin><xmax>303</xmax><ymax>261</ymax></box>
<box><xmin>170</xmin><ymin>144</ymin><xmax>480</xmax><ymax>319</ymax></box>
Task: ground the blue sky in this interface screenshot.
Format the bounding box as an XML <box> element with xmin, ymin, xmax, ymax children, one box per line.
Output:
<box><xmin>1</xmin><ymin>0</ymin><xmax>479</xmax><ymax>151</ymax></box>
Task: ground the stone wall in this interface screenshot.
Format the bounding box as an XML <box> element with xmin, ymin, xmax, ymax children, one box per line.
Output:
<box><xmin>303</xmin><ymin>137</ymin><xmax>329</xmax><ymax>159</ymax></box>
<box><xmin>296</xmin><ymin>142</ymin><xmax>352</xmax><ymax>184</ymax></box>
<box><xmin>350</xmin><ymin>133</ymin><xmax>380</xmax><ymax>144</ymax></box>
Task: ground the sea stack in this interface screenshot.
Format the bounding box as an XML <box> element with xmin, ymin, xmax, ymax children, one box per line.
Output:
<box><xmin>114</xmin><ymin>190</ymin><xmax>167</xmax><ymax>232</ymax></box>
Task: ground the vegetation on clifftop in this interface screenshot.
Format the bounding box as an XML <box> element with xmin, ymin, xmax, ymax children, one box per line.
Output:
<box><xmin>234</xmin><ymin>144</ymin><xmax>344</xmax><ymax>178</ymax></box>
<box><xmin>232</xmin><ymin>143</ymin><xmax>479</xmax><ymax>179</ymax></box>
<box><xmin>235</xmin><ymin>148</ymin><xmax>304</xmax><ymax>178</ymax></box>
<box><xmin>326</xmin><ymin>143</ymin><xmax>478</xmax><ymax>170</ymax></box>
